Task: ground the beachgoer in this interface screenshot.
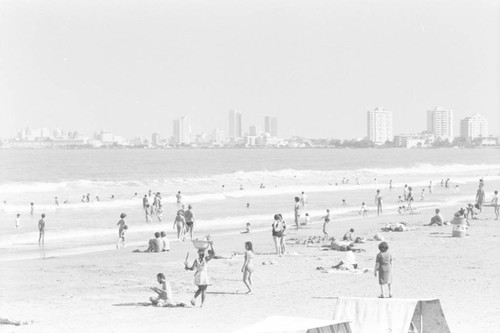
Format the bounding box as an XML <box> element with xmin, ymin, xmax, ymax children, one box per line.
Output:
<box><xmin>160</xmin><ymin>231</ymin><xmax>169</xmax><ymax>252</ymax></box>
<box><xmin>116</xmin><ymin>213</ymin><xmax>127</xmax><ymax>248</ymax></box>
<box><xmin>375</xmin><ymin>190</ymin><xmax>383</xmax><ymax>216</ymax></box>
<box><xmin>95</xmin><ymin>196</ymin><xmax>100</xmax><ymax>202</ymax></box>
<box><xmin>407</xmin><ymin>187</ymin><xmax>414</xmax><ymax>203</ymax></box>
<box><xmin>280</xmin><ymin>214</ymin><xmax>287</xmax><ymax>254</ymax></box>
<box><xmin>332</xmin><ymin>250</ymin><xmax>358</xmax><ymax>270</ymax></box>
<box><xmin>359</xmin><ymin>202</ymin><xmax>368</xmax><ymax>217</ymax></box>
<box><xmin>342</xmin><ymin>199</ymin><xmax>347</xmax><ymax>206</ymax></box>
<box><xmin>374</xmin><ymin>178</ymin><xmax>377</xmax><ymax>184</ymax></box>
<box><xmin>185</xmin><ymin>244</ymin><xmax>214</xmax><ymax>307</ymax></box>
<box><xmin>150</xmin><ymin>273</ymin><xmax>172</xmax><ymax>306</ymax></box>
<box><xmin>455</xmin><ymin>185</ymin><xmax>460</xmax><ymax>193</ymax></box>
<box><xmin>304</xmin><ymin>213</ymin><xmax>310</xmax><ymax>225</ymax></box>
<box><xmin>241</xmin><ymin>223</ymin><xmax>251</xmax><ymax>234</ymax></box>
<box><xmin>492</xmin><ymin>191</ymin><xmax>499</xmax><ymax>220</ymax></box>
<box><xmin>294</xmin><ymin>197</ymin><xmax>301</xmax><ymax>229</ymax></box>
<box><xmin>86</xmin><ymin>193</ymin><xmax>90</xmax><ymax>202</ymax></box>
<box><xmin>445</xmin><ymin>178</ymin><xmax>450</xmax><ymax>189</ymax></box>
<box><xmin>184</xmin><ymin>205</ymin><xmax>195</xmax><ymax>240</ymax></box>
<box><xmin>15</xmin><ymin>213</ymin><xmax>20</xmax><ymax>228</ymax></box>
<box><xmin>176</xmin><ymin>191</ymin><xmax>182</xmax><ymax>204</ymax></box>
<box><xmin>374</xmin><ymin>241</ymin><xmax>392</xmax><ymax>298</ymax></box>
<box><xmin>38</xmin><ymin>214</ymin><xmax>46</xmax><ymax>247</ymax></box>
<box><xmin>428</xmin><ymin>180</ymin><xmax>433</xmax><ymax>194</ymax></box>
<box><xmin>403</xmin><ymin>185</ymin><xmax>408</xmax><ymax>201</ymax></box>
<box><xmin>30</xmin><ymin>202</ymin><xmax>34</xmax><ymax>216</ymax></box>
<box><xmin>398</xmin><ymin>196</ymin><xmax>403</xmax><ymax>203</ymax></box>
<box><xmin>117</xmin><ymin>225</ymin><xmax>128</xmax><ymax>249</ymax></box>
<box><xmin>343</xmin><ymin>228</ymin><xmax>354</xmax><ymax>241</ymax></box>
<box><xmin>156</xmin><ymin>202</ymin><xmax>163</xmax><ymax>222</ymax></box>
<box><xmin>143</xmin><ymin>195</ymin><xmax>149</xmax><ymax>211</ymax></box>
<box><xmin>420</xmin><ymin>189</ymin><xmax>425</xmax><ymax>201</ymax></box>
<box><xmin>240</xmin><ymin>184</ymin><xmax>244</xmax><ymax>190</ymax></box>
<box><xmin>246</xmin><ymin>203</ymin><xmax>250</xmax><ymax>208</ymax></box>
<box><xmin>54</xmin><ymin>196</ymin><xmax>59</xmax><ymax>206</ymax></box>
<box><xmin>440</xmin><ymin>179</ymin><xmax>444</xmax><ymax>187</ymax></box>
<box><xmin>389</xmin><ymin>180</ymin><xmax>393</xmax><ymax>191</ymax></box>
<box><xmin>476</xmin><ymin>187</ymin><xmax>486</xmax><ymax>212</ymax></box>
<box><xmin>427</xmin><ymin>209</ymin><xmax>443</xmax><ymax>226</ymax></box>
<box><xmin>241</xmin><ymin>241</ymin><xmax>254</xmax><ymax>294</ymax></box>
<box><xmin>272</xmin><ymin>214</ymin><xmax>283</xmax><ymax>256</ymax></box>
<box><xmin>465</xmin><ymin>203</ymin><xmax>477</xmax><ymax>220</ymax></box>
<box><xmin>173</xmin><ymin>211</ymin><xmax>186</xmax><ymax>241</ymax></box>
<box><xmin>145</xmin><ymin>204</ymin><xmax>152</xmax><ymax>223</ymax></box>
<box><xmin>322</xmin><ymin>209</ymin><xmax>330</xmax><ymax>241</ymax></box>
<box><xmin>300</xmin><ymin>191</ymin><xmax>307</xmax><ymax>207</ymax></box>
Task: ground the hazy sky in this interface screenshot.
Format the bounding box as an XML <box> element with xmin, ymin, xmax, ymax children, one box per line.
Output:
<box><xmin>0</xmin><ymin>0</ymin><xmax>499</xmax><ymax>139</ymax></box>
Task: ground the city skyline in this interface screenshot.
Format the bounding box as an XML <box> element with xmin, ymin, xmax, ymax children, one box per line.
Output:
<box><xmin>1</xmin><ymin>1</ymin><xmax>498</xmax><ymax>139</ymax></box>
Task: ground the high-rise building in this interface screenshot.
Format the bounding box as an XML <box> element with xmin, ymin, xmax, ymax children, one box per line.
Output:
<box><xmin>264</xmin><ymin>116</ymin><xmax>278</xmax><ymax>137</ymax></box>
<box><xmin>228</xmin><ymin>110</ymin><xmax>242</xmax><ymax>141</ymax></box>
<box><xmin>427</xmin><ymin>107</ymin><xmax>454</xmax><ymax>140</ymax></box>
<box><xmin>173</xmin><ymin>116</ymin><xmax>191</xmax><ymax>145</ymax></box>
<box><xmin>211</xmin><ymin>128</ymin><xmax>224</xmax><ymax>144</ymax></box>
<box><xmin>249</xmin><ymin>125</ymin><xmax>257</xmax><ymax>136</ymax></box>
<box><xmin>367</xmin><ymin>107</ymin><xmax>393</xmax><ymax>144</ymax></box>
<box><xmin>151</xmin><ymin>133</ymin><xmax>160</xmax><ymax>145</ymax></box>
<box><xmin>460</xmin><ymin>114</ymin><xmax>488</xmax><ymax>139</ymax></box>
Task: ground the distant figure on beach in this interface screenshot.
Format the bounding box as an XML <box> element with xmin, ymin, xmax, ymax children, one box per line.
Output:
<box><xmin>445</xmin><ymin>178</ymin><xmax>450</xmax><ymax>189</ymax></box>
<box><xmin>321</xmin><ymin>209</ymin><xmax>331</xmax><ymax>241</ymax></box>
<box><xmin>440</xmin><ymin>179</ymin><xmax>444</xmax><ymax>187</ymax></box>
<box><xmin>356</xmin><ymin>178</ymin><xmax>359</xmax><ymax>185</ymax></box>
<box><xmin>465</xmin><ymin>203</ymin><xmax>478</xmax><ymax>220</ymax></box>
<box><xmin>304</xmin><ymin>213</ymin><xmax>310</xmax><ymax>225</ymax></box>
<box><xmin>374</xmin><ymin>178</ymin><xmax>377</xmax><ymax>184</ymax></box>
<box><xmin>86</xmin><ymin>193</ymin><xmax>90</xmax><ymax>202</ymax></box>
<box><xmin>143</xmin><ymin>195</ymin><xmax>149</xmax><ymax>211</ymax></box>
<box><xmin>272</xmin><ymin>214</ymin><xmax>284</xmax><ymax>256</ymax></box>
<box><xmin>173</xmin><ymin>211</ymin><xmax>186</xmax><ymax>241</ymax></box>
<box><xmin>95</xmin><ymin>196</ymin><xmax>100</xmax><ymax>202</ymax></box>
<box><xmin>389</xmin><ymin>180</ymin><xmax>393</xmax><ymax>191</ymax></box>
<box><xmin>111</xmin><ymin>194</ymin><xmax>115</xmax><ymax>199</ymax></box>
<box><xmin>241</xmin><ymin>241</ymin><xmax>254</xmax><ymax>294</ymax></box>
<box><xmin>420</xmin><ymin>189</ymin><xmax>425</xmax><ymax>201</ymax></box>
<box><xmin>221</xmin><ymin>185</ymin><xmax>225</xmax><ymax>191</ymax></box>
<box><xmin>403</xmin><ymin>185</ymin><xmax>408</xmax><ymax>201</ymax></box>
<box><xmin>246</xmin><ymin>203</ymin><xmax>250</xmax><ymax>208</ymax></box>
<box><xmin>54</xmin><ymin>197</ymin><xmax>59</xmax><ymax>206</ymax></box>
<box><xmin>343</xmin><ymin>228</ymin><xmax>354</xmax><ymax>241</ymax></box>
<box><xmin>260</xmin><ymin>183</ymin><xmax>265</xmax><ymax>189</ymax></box>
<box><xmin>476</xmin><ymin>186</ymin><xmax>486</xmax><ymax>212</ymax></box>
<box><xmin>241</xmin><ymin>223</ymin><xmax>251</xmax><ymax>234</ymax></box>
<box><xmin>294</xmin><ymin>197</ymin><xmax>301</xmax><ymax>229</ymax></box>
<box><xmin>492</xmin><ymin>191</ymin><xmax>499</xmax><ymax>220</ymax></box>
<box><xmin>176</xmin><ymin>191</ymin><xmax>182</xmax><ymax>204</ymax></box>
<box><xmin>38</xmin><ymin>214</ymin><xmax>46</xmax><ymax>247</ymax></box>
<box><xmin>116</xmin><ymin>213</ymin><xmax>127</xmax><ymax>248</ymax></box>
<box><xmin>407</xmin><ymin>187</ymin><xmax>413</xmax><ymax>203</ymax></box>
<box><xmin>300</xmin><ymin>192</ymin><xmax>307</xmax><ymax>207</ymax></box>
<box><xmin>15</xmin><ymin>213</ymin><xmax>20</xmax><ymax>228</ymax></box>
<box><xmin>359</xmin><ymin>202</ymin><xmax>368</xmax><ymax>217</ymax></box>
<box><xmin>426</xmin><ymin>209</ymin><xmax>443</xmax><ymax>226</ymax></box>
<box><xmin>280</xmin><ymin>214</ymin><xmax>287</xmax><ymax>254</ymax></box>
<box><xmin>81</xmin><ymin>195</ymin><xmax>86</xmax><ymax>203</ymax></box>
<box><xmin>428</xmin><ymin>180</ymin><xmax>433</xmax><ymax>194</ymax></box>
<box><xmin>185</xmin><ymin>244</ymin><xmax>214</xmax><ymax>307</ymax></box>
<box><xmin>375</xmin><ymin>190</ymin><xmax>383</xmax><ymax>216</ymax></box>
<box><xmin>30</xmin><ymin>202</ymin><xmax>34</xmax><ymax>216</ymax></box>
<box><xmin>160</xmin><ymin>231</ymin><xmax>169</xmax><ymax>251</ymax></box>
<box><xmin>342</xmin><ymin>199</ymin><xmax>347</xmax><ymax>206</ymax></box>
<box><xmin>240</xmin><ymin>184</ymin><xmax>244</xmax><ymax>190</ymax></box>
<box><xmin>374</xmin><ymin>241</ymin><xmax>392</xmax><ymax>298</ymax></box>
<box><xmin>455</xmin><ymin>185</ymin><xmax>460</xmax><ymax>193</ymax></box>
<box><xmin>184</xmin><ymin>205</ymin><xmax>195</xmax><ymax>240</ymax></box>
<box><xmin>398</xmin><ymin>196</ymin><xmax>404</xmax><ymax>203</ymax></box>
<box><xmin>145</xmin><ymin>204</ymin><xmax>152</xmax><ymax>223</ymax></box>
<box><xmin>148</xmin><ymin>190</ymin><xmax>152</xmax><ymax>197</ymax></box>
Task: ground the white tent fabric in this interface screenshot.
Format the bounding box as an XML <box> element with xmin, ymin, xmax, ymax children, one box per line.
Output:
<box><xmin>232</xmin><ymin>315</ymin><xmax>352</xmax><ymax>333</ymax></box>
<box><xmin>332</xmin><ymin>297</ymin><xmax>450</xmax><ymax>333</ymax></box>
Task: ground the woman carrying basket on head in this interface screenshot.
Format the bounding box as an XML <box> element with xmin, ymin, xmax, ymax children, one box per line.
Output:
<box><xmin>185</xmin><ymin>242</ymin><xmax>214</xmax><ymax>307</ymax></box>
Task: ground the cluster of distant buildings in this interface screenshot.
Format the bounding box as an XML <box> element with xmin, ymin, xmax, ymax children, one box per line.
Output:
<box><xmin>367</xmin><ymin>107</ymin><xmax>495</xmax><ymax>148</ymax></box>
<box><xmin>1</xmin><ymin>107</ymin><xmax>497</xmax><ymax>149</ymax></box>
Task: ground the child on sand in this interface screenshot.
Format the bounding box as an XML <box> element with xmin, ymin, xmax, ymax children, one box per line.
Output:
<box><xmin>343</xmin><ymin>228</ymin><xmax>354</xmax><ymax>241</ymax></box>
<box><xmin>304</xmin><ymin>213</ymin><xmax>310</xmax><ymax>225</ymax></box>
<box><xmin>321</xmin><ymin>209</ymin><xmax>330</xmax><ymax>241</ymax></box>
<box><xmin>359</xmin><ymin>202</ymin><xmax>368</xmax><ymax>217</ymax></box>
<box><xmin>241</xmin><ymin>241</ymin><xmax>254</xmax><ymax>294</ymax></box>
<box><xmin>185</xmin><ymin>244</ymin><xmax>215</xmax><ymax>307</ymax></box>
<box><xmin>116</xmin><ymin>213</ymin><xmax>127</xmax><ymax>247</ymax></box>
<box><xmin>117</xmin><ymin>225</ymin><xmax>128</xmax><ymax>249</ymax></box>
<box><xmin>374</xmin><ymin>241</ymin><xmax>392</xmax><ymax>298</ymax></box>
<box><xmin>241</xmin><ymin>223</ymin><xmax>251</xmax><ymax>234</ymax></box>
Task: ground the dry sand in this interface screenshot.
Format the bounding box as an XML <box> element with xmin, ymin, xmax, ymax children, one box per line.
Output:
<box><xmin>1</xmin><ymin>181</ymin><xmax>500</xmax><ymax>333</ymax></box>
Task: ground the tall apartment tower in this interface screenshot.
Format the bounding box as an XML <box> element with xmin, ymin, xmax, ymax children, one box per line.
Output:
<box><xmin>460</xmin><ymin>114</ymin><xmax>488</xmax><ymax>139</ymax></box>
<box><xmin>427</xmin><ymin>107</ymin><xmax>454</xmax><ymax>140</ymax></box>
<box><xmin>367</xmin><ymin>107</ymin><xmax>393</xmax><ymax>144</ymax></box>
<box><xmin>264</xmin><ymin>116</ymin><xmax>278</xmax><ymax>137</ymax></box>
<box><xmin>173</xmin><ymin>116</ymin><xmax>191</xmax><ymax>145</ymax></box>
<box><xmin>228</xmin><ymin>110</ymin><xmax>242</xmax><ymax>141</ymax></box>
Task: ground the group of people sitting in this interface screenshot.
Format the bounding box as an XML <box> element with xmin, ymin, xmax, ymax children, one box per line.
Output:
<box><xmin>134</xmin><ymin>231</ymin><xmax>170</xmax><ymax>253</ymax></box>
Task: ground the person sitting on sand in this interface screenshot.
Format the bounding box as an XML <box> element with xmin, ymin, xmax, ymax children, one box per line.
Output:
<box><xmin>343</xmin><ymin>228</ymin><xmax>355</xmax><ymax>241</ymax></box>
<box><xmin>332</xmin><ymin>250</ymin><xmax>358</xmax><ymax>270</ymax></box>
<box><xmin>149</xmin><ymin>273</ymin><xmax>185</xmax><ymax>307</ymax></box>
<box><xmin>160</xmin><ymin>231</ymin><xmax>169</xmax><ymax>252</ymax></box>
<box><xmin>426</xmin><ymin>209</ymin><xmax>443</xmax><ymax>226</ymax></box>
<box><xmin>134</xmin><ymin>232</ymin><xmax>162</xmax><ymax>253</ymax></box>
<box><xmin>241</xmin><ymin>223</ymin><xmax>251</xmax><ymax>234</ymax></box>
<box><xmin>466</xmin><ymin>203</ymin><xmax>478</xmax><ymax>220</ymax></box>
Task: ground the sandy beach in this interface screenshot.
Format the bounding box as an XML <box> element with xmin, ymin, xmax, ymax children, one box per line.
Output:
<box><xmin>1</xmin><ymin>176</ymin><xmax>499</xmax><ymax>333</ymax></box>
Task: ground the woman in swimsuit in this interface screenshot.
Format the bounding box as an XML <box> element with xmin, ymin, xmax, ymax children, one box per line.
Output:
<box><xmin>241</xmin><ymin>241</ymin><xmax>254</xmax><ymax>294</ymax></box>
<box><xmin>173</xmin><ymin>211</ymin><xmax>186</xmax><ymax>241</ymax></box>
<box><xmin>272</xmin><ymin>214</ymin><xmax>283</xmax><ymax>256</ymax></box>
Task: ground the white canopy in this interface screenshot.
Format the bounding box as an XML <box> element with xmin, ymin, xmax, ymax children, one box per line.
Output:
<box><xmin>232</xmin><ymin>315</ymin><xmax>352</xmax><ymax>333</ymax></box>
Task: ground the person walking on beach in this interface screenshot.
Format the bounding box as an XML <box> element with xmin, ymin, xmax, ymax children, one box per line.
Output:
<box><xmin>445</xmin><ymin>178</ymin><xmax>450</xmax><ymax>189</ymax></box>
<box><xmin>428</xmin><ymin>180</ymin><xmax>433</xmax><ymax>194</ymax></box>
<box><xmin>184</xmin><ymin>205</ymin><xmax>195</xmax><ymax>240</ymax></box>
<box><xmin>145</xmin><ymin>204</ymin><xmax>152</xmax><ymax>223</ymax></box>
<box><xmin>476</xmin><ymin>186</ymin><xmax>485</xmax><ymax>212</ymax></box>
<box><xmin>38</xmin><ymin>214</ymin><xmax>46</xmax><ymax>247</ymax></box>
<box><xmin>403</xmin><ymin>185</ymin><xmax>408</xmax><ymax>201</ymax></box>
<box><xmin>492</xmin><ymin>190</ymin><xmax>499</xmax><ymax>220</ymax></box>
<box><xmin>241</xmin><ymin>241</ymin><xmax>254</xmax><ymax>294</ymax></box>
<box><xmin>116</xmin><ymin>213</ymin><xmax>127</xmax><ymax>248</ymax></box>
<box><xmin>294</xmin><ymin>197</ymin><xmax>301</xmax><ymax>230</ymax></box>
<box><xmin>142</xmin><ymin>195</ymin><xmax>149</xmax><ymax>212</ymax></box>
<box><xmin>15</xmin><ymin>213</ymin><xmax>20</xmax><ymax>228</ymax></box>
<box><xmin>185</xmin><ymin>244</ymin><xmax>214</xmax><ymax>307</ymax></box>
<box><xmin>375</xmin><ymin>190</ymin><xmax>383</xmax><ymax>216</ymax></box>
<box><xmin>54</xmin><ymin>197</ymin><xmax>59</xmax><ymax>206</ymax></box>
<box><xmin>374</xmin><ymin>241</ymin><xmax>392</xmax><ymax>298</ymax></box>
<box><xmin>389</xmin><ymin>180</ymin><xmax>392</xmax><ymax>191</ymax></box>
<box><xmin>321</xmin><ymin>209</ymin><xmax>331</xmax><ymax>241</ymax></box>
<box><xmin>420</xmin><ymin>189</ymin><xmax>425</xmax><ymax>201</ymax></box>
<box><xmin>280</xmin><ymin>214</ymin><xmax>287</xmax><ymax>254</ymax></box>
<box><xmin>173</xmin><ymin>211</ymin><xmax>186</xmax><ymax>241</ymax></box>
<box><xmin>30</xmin><ymin>202</ymin><xmax>34</xmax><ymax>216</ymax></box>
<box><xmin>300</xmin><ymin>191</ymin><xmax>307</xmax><ymax>207</ymax></box>
<box><xmin>272</xmin><ymin>214</ymin><xmax>284</xmax><ymax>256</ymax></box>
<box><xmin>176</xmin><ymin>191</ymin><xmax>182</xmax><ymax>205</ymax></box>
<box><xmin>359</xmin><ymin>202</ymin><xmax>368</xmax><ymax>217</ymax></box>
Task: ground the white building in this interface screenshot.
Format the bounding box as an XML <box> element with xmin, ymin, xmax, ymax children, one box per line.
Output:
<box><xmin>427</xmin><ymin>107</ymin><xmax>453</xmax><ymax>141</ymax></box>
<box><xmin>151</xmin><ymin>133</ymin><xmax>161</xmax><ymax>146</ymax></box>
<box><xmin>367</xmin><ymin>107</ymin><xmax>393</xmax><ymax>145</ymax></box>
<box><xmin>460</xmin><ymin>114</ymin><xmax>488</xmax><ymax>140</ymax></box>
<box><xmin>228</xmin><ymin>110</ymin><xmax>242</xmax><ymax>141</ymax></box>
<box><xmin>98</xmin><ymin>131</ymin><xmax>114</xmax><ymax>143</ymax></box>
<box><xmin>173</xmin><ymin>116</ymin><xmax>191</xmax><ymax>145</ymax></box>
<box><xmin>264</xmin><ymin>116</ymin><xmax>278</xmax><ymax>137</ymax></box>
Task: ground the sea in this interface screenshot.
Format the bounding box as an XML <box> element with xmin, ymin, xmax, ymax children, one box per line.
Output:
<box><xmin>0</xmin><ymin>148</ymin><xmax>499</xmax><ymax>260</ymax></box>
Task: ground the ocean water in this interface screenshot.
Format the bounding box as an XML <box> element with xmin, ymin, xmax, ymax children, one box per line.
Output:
<box><xmin>0</xmin><ymin>148</ymin><xmax>499</xmax><ymax>259</ymax></box>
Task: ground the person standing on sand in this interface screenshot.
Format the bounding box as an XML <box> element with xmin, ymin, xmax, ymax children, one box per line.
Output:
<box><xmin>300</xmin><ymin>191</ymin><xmax>307</xmax><ymax>207</ymax></box>
<box><xmin>476</xmin><ymin>186</ymin><xmax>485</xmax><ymax>212</ymax></box>
<box><xmin>15</xmin><ymin>213</ymin><xmax>21</xmax><ymax>228</ymax></box>
<box><xmin>184</xmin><ymin>205</ymin><xmax>195</xmax><ymax>240</ymax></box>
<box><xmin>272</xmin><ymin>214</ymin><xmax>283</xmax><ymax>256</ymax></box>
<box><xmin>374</xmin><ymin>241</ymin><xmax>392</xmax><ymax>298</ymax></box>
<box><xmin>30</xmin><ymin>202</ymin><xmax>34</xmax><ymax>216</ymax></box>
<box><xmin>173</xmin><ymin>211</ymin><xmax>186</xmax><ymax>241</ymax></box>
<box><xmin>294</xmin><ymin>197</ymin><xmax>301</xmax><ymax>229</ymax></box>
<box><xmin>185</xmin><ymin>244</ymin><xmax>214</xmax><ymax>307</ymax></box>
<box><xmin>492</xmin><ymin>190</ymin><xmax>499</xmax><ymax>220</ymax></box>
<box><xmin>241</xmin><ymin>241</ymin><xmax>254</xmax><ymax>294</ymax></box>
<box><xmin>321</xmin><ymin>209</ymin><xmax>331</xmax><ymax>241</ymax></box>
<box><xmin>280</xmin><ymin>214</ymin><xmax>287</xmax><ymax>254</ymax></box>
<box><xmin>403</xmin><ymin>185</ymin><xmax>408</xmax><ymax>201</ymax></box>
<box><xmin>116</xmin><ymin>213</ymin><xmax>127</xmax><ymax>248</ymax></box>
<box><xmin>142</xmin><ymin>195</ymin><xmax>149</xmax><ymax>212</ymax></box>
<box><xmin>38</xmin><ymin>214</ymin><xmax>46</xmax><ymax>247</ymax></box>
<box><xmin>428</xmin><ymin>180</ymin><xmax>433</xmax><ymax>194</ymax></box>
<box><xmin>176</xmin><ymin>191</ymin><xmax>182</xmax><ymax>205</ymax></box>
<box><xmin>375</xmin><ymin>190</ymin><xmax>383</xmax><ymax>216</ymax></box>
<box><xmin>389</xmin><ymin>180</ymin><xmax>392</xmax><ymax>191</ymax></box>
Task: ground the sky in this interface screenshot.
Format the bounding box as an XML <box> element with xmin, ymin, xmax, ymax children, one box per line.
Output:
<box><xmin>0</xmin><ymin>0</ymin><xmax>499</xmax><ymax>139</ymax></box>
